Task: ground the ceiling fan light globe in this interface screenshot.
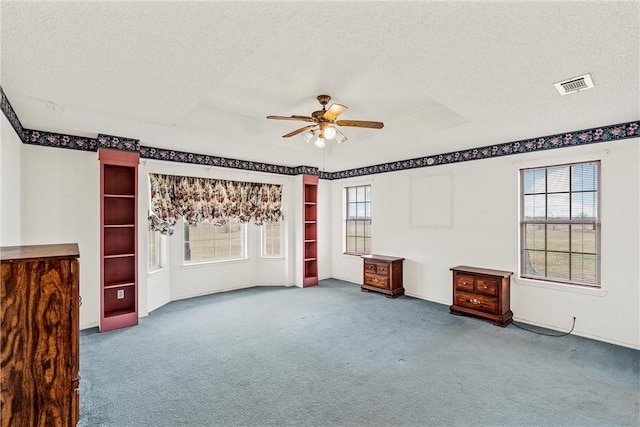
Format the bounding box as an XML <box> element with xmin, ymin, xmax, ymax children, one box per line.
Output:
<box><xmin>303</xmin><ymin>130</ymin><xmax>315</xmax><ymax>143</ymax></box>
<box><xmin>314</xmin><ymin>137</ymin><xmax>325</xmax><ymax>148</ymax></box>
<box><xmin>324</xmin><ymin>126</ymin><xmax>337</xmax><ymax>140</ymax></box>
<box><xmin>334</xmin><ymin>133</ymin><xmax>347</xmax><ymax>144</ymax></box>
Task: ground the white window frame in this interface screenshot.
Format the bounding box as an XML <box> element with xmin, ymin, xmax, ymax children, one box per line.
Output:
<box><xmin>519</xmin><ymin>160</ymin><xmax>601</xmax><ymax>288</ymax></box>
<box><xmin>148</xmin><ymin>226</ymin><xmax>161</xmax><ymax>272</ymax></box>
<box><xmin>261</xmin><ymin>221</ymin><xmax>283</xmax><ymax>258</ymax></box>
<box><xmin>344</xmin><ymin>184</ymin><xmax>371</xmax><ymax>255</ymax></box>
<box><xmin>183</xmin><ymin>219</ymin><xmax>247</xmax><ymax>264</ymax></box>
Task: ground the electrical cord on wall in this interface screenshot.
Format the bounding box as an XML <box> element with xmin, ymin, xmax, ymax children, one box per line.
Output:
<box><xmin>511</xmin><ymin>316</ymin><xmax>576</xmax><ymax>337</ymax></box>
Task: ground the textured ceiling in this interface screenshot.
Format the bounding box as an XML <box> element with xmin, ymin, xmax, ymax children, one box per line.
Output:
<box><xmin>1</xmin><ymin>1</ymin><xmax>638</xmax><ymax>171</ymax></box>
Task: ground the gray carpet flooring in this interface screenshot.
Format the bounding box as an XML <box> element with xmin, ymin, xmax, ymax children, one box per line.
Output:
<box><xmin>79</xmin><ymin>279</ymin><xmax>639</xmax><ymax>426</ymax></box>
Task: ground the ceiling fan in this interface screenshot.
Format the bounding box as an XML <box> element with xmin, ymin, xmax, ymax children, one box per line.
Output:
<box><xmin>267</xmin><ymin>95</ymin><xmax>384</xmax><ymax>147</ymax></box>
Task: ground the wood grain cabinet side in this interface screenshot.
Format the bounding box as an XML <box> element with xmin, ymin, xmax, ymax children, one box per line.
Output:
<box><xmin>449</xmin><ymin>265</ymin><xmax>513</xmax><ymax>327</ymax></box>
<box><xmin>361</xmin><ymin>255</ymin><xmax>405</xmax><ymax>298</ymax></box>
<box><xmin>1</xmin><ymin>243</ymin><xmax>80</xmax><ymax>427</ymax></box>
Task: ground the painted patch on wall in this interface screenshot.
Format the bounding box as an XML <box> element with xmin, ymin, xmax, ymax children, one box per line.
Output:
<box><xmin>410</xmin><ymin>173</ymin><xmax>453</xmax><ymax>228</ymax></box>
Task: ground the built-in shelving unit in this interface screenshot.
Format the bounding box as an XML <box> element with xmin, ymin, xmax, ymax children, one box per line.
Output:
<box><xmin>99</xmin><ymin>149</ymin><xmax>139</xmax><ymax>332</ymax></box>
<box><xmin>303</xmin><ymin>174</ymin><xmax>318</xmax><ymax>287</ymax></box>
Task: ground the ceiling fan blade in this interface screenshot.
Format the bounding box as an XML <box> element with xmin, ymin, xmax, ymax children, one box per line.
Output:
<box><xmin>267</xmin><ymin>115</ymin><xmax>315</xmax><ymax>123</ymax></box>
<box><xmin>336</xmin><ymin>120</ymin><xmax>384</xmax><ymax>129</ymax></box>
<box><xmin>322</xmin><ymin>104</ymin><xmax>348</xmax><ymax>121</ymax></box>
<box><xmin>282</xmin><ymin>125</ymin><xmax>317</xmax><ymax>138</ymax></box>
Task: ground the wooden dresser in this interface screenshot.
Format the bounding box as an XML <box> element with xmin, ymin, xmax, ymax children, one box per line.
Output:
<box><xmin>449</xmin><ymin>265</ymin><xmax>513</xmax><ymax>327</ymax></box>
<box><xmin>1</xmin><ymin>243</ymin><xmax>80</xmax><ymax>427</ymax></box>
<box><xmin>361</xmin><ymin>254</ymin><xmax>405</xmax><ymax>298</ymax></box>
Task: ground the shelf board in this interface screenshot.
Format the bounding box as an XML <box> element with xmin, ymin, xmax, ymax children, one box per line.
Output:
<box><xmin>302</xmin><ymin>275</ymin><xmax>318</xmax><ymax>288</ymax></box>
<box><xmin>304</xmin><ymin>239</ymin><xmax>316</xmax><ymax>243</ymax></box>
<box><xmin>104</xmin><ymin>308</ymin><xmax>136</xmax><ymax>318</ymax></box>
<box><xmin>103</xmin><ymin>253</ymin><xmax>135</xmax><ymax>259</ymax></box>
<box><xmin>104</xmin><ymin>194</ymin><xmax>135</xmax><ymax>198</ymax></box>
<box><xmin>104</xmin><ymin>281</ymin><xmax>135</xmax><ymax>289</ymax></box>
<box><xmin>304</xmin><ymin>257</ymin><xmax>317</xmax><ymax>262</ymax></box>
<box><xmin>104</xmin><ymin>224</ymin><xmax>135</xmax><ymax>228</ymax></box>
<box><xmin>304</xmin><ymin>201</ymin><xmax>316</xmax><ymax>205</ymax></box>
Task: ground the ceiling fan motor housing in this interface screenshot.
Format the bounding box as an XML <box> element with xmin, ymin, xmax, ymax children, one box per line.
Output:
<box><xmin>317</xmin><ymin>94</ymin><xmax>331</xmax><ymax>106</ymax></box>
<box><xmin>312</xmin><ymin>110</ymin><xmax>325</xmax><ymax>120</ymax></box>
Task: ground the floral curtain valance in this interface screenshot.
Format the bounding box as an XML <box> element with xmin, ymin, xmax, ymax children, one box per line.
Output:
<box><xmin>148</xmin><ymin>173</ymin><xmax>283</xmax><ymax>235</ymax></box>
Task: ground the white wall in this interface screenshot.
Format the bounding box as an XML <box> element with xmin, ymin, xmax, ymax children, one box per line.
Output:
<box><xmin>14</xmin><ymin>133</ymin><xmax>640</xmax><ymax>348</ymax></box>
<box><xmin>0</xmin><ymin>115</ymin><xmax>22</xmax><ymax>246</ymax></box>
<box><xmin>19</xmin><ymin>145</ymin><xmax>101</xmax><ymax>329</ymax></box>
<box><xmin>317</xmin><ymin>179</ymin><xmax>332</xmax><ymax>280</ymax></box>
<box><xmin>330</xmin><ymin>139</ymin><xmax>640</xmax><ymax>349</ymax></box>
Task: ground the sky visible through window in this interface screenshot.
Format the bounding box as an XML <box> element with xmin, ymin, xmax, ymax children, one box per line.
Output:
<box><xmin>523</xmin><ymin>164</ymin><xmax>597</xmax><ymax>220</ymax></box>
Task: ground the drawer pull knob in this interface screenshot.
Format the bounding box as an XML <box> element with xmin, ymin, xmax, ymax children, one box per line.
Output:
<box><xmin>463</xmin><ymin>282</ymin><xmax>468</xmax><ymax>285</ymax></box>
<box><xmin>468</xmin><ymin>298</ymin><xmax>481</xmax><ymax>305</ymax></box>
<box><xmin>483</xmin><ymin>285</ymin><xmax>488</xmax><ymax>289</ymax></box>
<box><xmin>373</xmin><ymin>278</ymin><xmax>379</xmax><ymax>283</ymax></box>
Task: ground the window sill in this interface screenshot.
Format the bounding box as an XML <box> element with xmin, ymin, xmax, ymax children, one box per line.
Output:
<box><xmin>260</xmin><ymin>256</ymin><xmax>285</xmax><ymax>260</ymax></box>
<box><xmin>147</xmin><ymin>267</ymin><xmax>166</xmax><ymax>277</ymax></box>
<box><xmin>515</xmin><ymin>277</ymin><xmax>607</xmax><ymax>296</ymax></box>
<box><xmin>343</xmin><ymin>252</ymin><xmax>369</xmax><ymax>257</ymax></box>
<box><xmin>182</xmin><ymin>257</ymin><xmax>249</xmax><ymax>268</ymax></box>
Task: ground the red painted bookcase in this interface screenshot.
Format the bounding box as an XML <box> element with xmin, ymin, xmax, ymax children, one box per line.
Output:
<box><xmin>303</xmin><ymin>175</ymin><xmax>318</xmax><ymax>287</ymax></box>
<box><xmin>99</xmin><ymin>149</ymin><xmax>139</xmax><ymax>332</ymax></box>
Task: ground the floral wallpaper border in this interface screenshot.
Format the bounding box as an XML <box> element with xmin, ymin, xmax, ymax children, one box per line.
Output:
<box><xmin>98</xmin><ymin>134</ymin><xmax>140</xmax><ymax>152</ymax></box>
<box><xmin>0</xmin><ymin>86</ymin><xmax>28</xmax><ymax>143</ymax></box>
<box><xmin>330</xmin><ymin>121</ymin><xmax>640</xmax><ymax>179</ymax></box>
<box><xmin>139</xmin><ymin>145</ymin><xmax>315</xmax><ymax>177</ymax></box>
<box><xmin>2</xmin><ymin>84</ymin><xmax>638</xmax><ymax>180</ymax></box>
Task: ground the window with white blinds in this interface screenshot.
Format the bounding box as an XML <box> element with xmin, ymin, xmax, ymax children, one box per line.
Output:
<box><xmin>261</xmin><ymin>221</ymin><xmax>282</xmax><ymax>258</ymax></box>
<box><xmin>148</xmin><ymin>225</ymin><xmax>161</xmax><ymax>271</ymax></box>
<box><xmin>520</xmin><ymin>161</ymin><xmax>600</xmax><ymax>287</ymax></box>
<box><xmin>184</xmin><ymin>220</ymin><xmax>246</xmax><ymax>263</ymax></box>
<box><xmin>345</xmin><ymin>185</ymin><xmax>371</xmax><ymax>255</ymax></box>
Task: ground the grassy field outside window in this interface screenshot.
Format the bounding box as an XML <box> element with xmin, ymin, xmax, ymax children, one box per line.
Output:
<box><xmin>184</xmin><ymin>220</ymin><xmax>246</xmax><ymax>262</ymax></box>
<box><xmin>521</xmin><ymin>161</ymin><xmax>600</xmax><ymax>286</ymax></box>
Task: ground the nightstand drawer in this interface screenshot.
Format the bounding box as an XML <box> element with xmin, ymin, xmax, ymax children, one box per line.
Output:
<box><xmin>455</xmin><ymin>291</ymin><xmax>497</xmax><ymax>313</ymax></box>
<box><xmin>376</xmin><ymin>264</ymin><xmax>389</xmax><ymax>276</ymax></box>
<box><xmin>364</xmin><ymin>274</ymin><xmax>388</xmax><ymax>289</ymax></box>
<box><xmin>476</xmin><ymin>278</ymin><xmax>498</xmax><ymax>296</ymax></box>
<box><xmin>456</xmin><ymin>275</ymin><xmax>475</xmax><ymax>292</ymax></box>
<box><xmin>364</xmin><ymin>262</ymin><xmax>377</xmax><ymax>273</ymax></box>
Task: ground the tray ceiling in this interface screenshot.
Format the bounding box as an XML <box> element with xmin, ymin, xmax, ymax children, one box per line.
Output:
<box><xmin>1</xmin><ymin>1</ymin><xmax>638</xmax><ymax>171</ymax></box>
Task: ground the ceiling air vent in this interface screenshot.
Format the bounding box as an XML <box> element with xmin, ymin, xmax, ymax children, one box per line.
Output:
<box><xmin>554</xmin><ymin>73</ymin><xmax>594</xmax><ymax>96</ymax></box>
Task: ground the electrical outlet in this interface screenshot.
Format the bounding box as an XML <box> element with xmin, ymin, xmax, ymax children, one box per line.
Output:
<box><xmin>117</xmin><ymin>289</ymin><xmax>125</xmax><ymax>299</ymax></box>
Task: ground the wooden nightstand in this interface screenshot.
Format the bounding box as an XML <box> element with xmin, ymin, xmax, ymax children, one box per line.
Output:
<box><xmin>361</xmin><ymin>255</ymin><xmax>405</xmax><ymax>298</ymax></box>
<box><xmin>449</xmin><ymin>265</ymin><xmax>513</xmax><ymax>327</ymax></box>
